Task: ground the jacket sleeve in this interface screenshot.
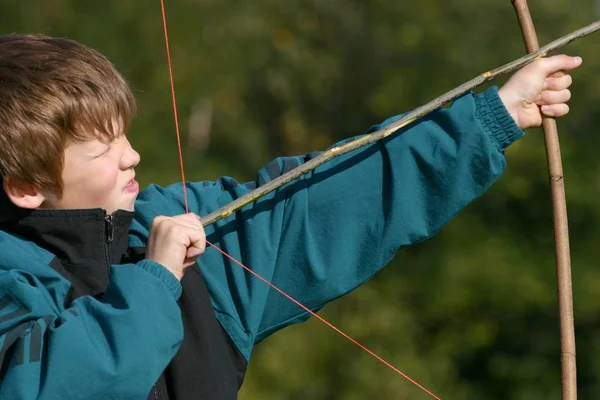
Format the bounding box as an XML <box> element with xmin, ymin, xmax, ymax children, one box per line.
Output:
<box><xmin>130</xmin><ymin>87</ymin><xmax>524</xmax><ymax>360</ymax></box>
<box><xmin>0</xmin><ymin>259</ymin><xmax>183</xmax><ymax>400</ymax></box>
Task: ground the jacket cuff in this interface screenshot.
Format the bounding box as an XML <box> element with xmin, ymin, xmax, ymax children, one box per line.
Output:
<box><xmin>136</xmin><ymin>259</ymin><xmax>183</xmax><ymax>300</ymax></box>
<box><xmin>475</xmin><ymin>86</ymin><xmax>525</xmax><ymax>151</ymax></box>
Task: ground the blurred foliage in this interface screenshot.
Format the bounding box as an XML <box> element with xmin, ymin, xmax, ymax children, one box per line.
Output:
<box><xmin>2</xmin><ymin>0</ymin><xmax>600</xmax><ymax>398</ymax></box>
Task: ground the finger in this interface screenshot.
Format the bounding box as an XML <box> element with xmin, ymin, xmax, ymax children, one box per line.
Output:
<box><xmin>174</xmin><ymin>213</ymin><xmax>204</xmax><ymax>229</ymax></box>
<box><xmin>185</xmin><ymin>246</ymin><xmax>204</xmax><ymax>259</ymax></box>
<box><xmin>548</xmin><ymin>71</ymin><xmax>565</xmax><ymax>79</ymax></box>
<box><xmin>536</xmin><ymin>89</ymin><xmax>571</xmax><ymax>106</ymax></box>
<box><xmin>183</xmin><ymin>212</ymin><xmax>202</xmax><ymax>224</ymax></box>
<box><xmin>170</xmin><ymin>219</ymin><xmax>204</xmax><ymax>232</ymax></box>
<box><xmin>150</xmin><ymin>215</ymin><xmax>169</xmax><ymax>228</ymax></box>
<box><xmin>172</xmin><ymin>212</ymin><xmax>202</xmax><ymax>225</ymax></box>
<box><xmin>544</xmin><ymin>74</ymin><xmax>572</xmax><ymax>91</ymax></box>
<box><xmin>164</xmin><ymin>214</ymin><xmax>204</xmax><ymax>231</ymax></box>
<box><xmin>185</xmin><ymin>227</ymin><xmax>207</xmax><ymax>252</ymax></box>
<box><xmin>183</xmin><ymin>251</ymin><xmax>204</xmax><ymax>267</ymax></box>
<box><xmin>540</xmin><ymin>55</ymin><xmax>582</xmax><ymax>76</ymax></box>
<box><xmin>541</xmin><ymin>103</ymin><xmax>570</xmax><ymax>118</ymax></box>
<box><xmin>183</xmin><ymin>257</ymin><xmax>200</xmax><ymax>268</ymax></box>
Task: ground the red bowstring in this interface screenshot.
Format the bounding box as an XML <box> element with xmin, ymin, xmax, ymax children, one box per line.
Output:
<box><xmin>206</xmin><ymin>238</ymin><xmax>442</xmax><ymax>399</ymax></box>
<box><xmin>159</xmin><ymin>1</ymin><xmax>440</xmax><ymax>399</ymax></box>
<box><xmin>160</xmin><ymin>0</ymin><xmax>189</xmax><ymax>212</ymax></box>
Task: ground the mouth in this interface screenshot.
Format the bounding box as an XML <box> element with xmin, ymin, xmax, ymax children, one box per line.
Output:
<box><xmin>124</xmin><ymin>176</ymin><xmax>139</xmax><ymax>193</ymax></box>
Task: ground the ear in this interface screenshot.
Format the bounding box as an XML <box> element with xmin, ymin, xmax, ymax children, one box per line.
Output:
<box><xmin>3</xmin><ymin>176</ymin><xmax>46</xmax><ymax>209</ymax></box>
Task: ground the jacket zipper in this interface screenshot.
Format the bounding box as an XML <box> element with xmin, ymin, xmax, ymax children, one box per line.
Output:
<box><xmin>105</xmin><ymin>212</ymin><xmax>160</xmax><ymax>400</ymax></box>
<box><xmin>104</xmin><ymin>214</ymin><xmax>114</xmax><ymax>270</ymax></box>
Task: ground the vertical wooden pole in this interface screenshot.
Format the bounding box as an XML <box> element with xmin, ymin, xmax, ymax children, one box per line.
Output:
<box><xmin>511</xmin><ymin>1</ymin><xmax>577</xmax><ymax>399</ymax></box>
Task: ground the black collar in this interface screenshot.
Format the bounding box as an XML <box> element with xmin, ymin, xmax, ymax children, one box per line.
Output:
<box><xmin>0</xmin><ymin>190</ymin><xmax>134</xmax><ymax>268</ymax></box>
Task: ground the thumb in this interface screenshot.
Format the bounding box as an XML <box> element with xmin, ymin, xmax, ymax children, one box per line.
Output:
<box><xmin>540</xmin><ymin>55</ymin><xmax>582</xmax><ymax>76</ymax></box>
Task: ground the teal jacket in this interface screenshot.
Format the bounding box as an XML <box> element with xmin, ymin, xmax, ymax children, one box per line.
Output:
<box><xmin>0</xmin><ymin>87</ymin><xmax>523</xmax><ymax>398</ymax></box>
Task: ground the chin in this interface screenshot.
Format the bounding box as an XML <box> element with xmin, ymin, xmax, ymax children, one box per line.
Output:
<box><xmin>122</xmin><ymin>202</ymin><xmax>136</xmax><ymax>212</ymax></box>
<box><xmin>125</xmin><ymin>197</ymin><xmax>138</xmax><ymax>211</ymax></box>
<box><xmin>111</xmin><ymin>199</ymin><xmax>136</xmax><ymax>214</ymax></box>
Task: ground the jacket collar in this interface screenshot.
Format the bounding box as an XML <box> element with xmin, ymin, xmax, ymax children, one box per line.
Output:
<box><xmin>0</xmin><ymin>189</ymin><xmax>134</xmax><ymax>268</ymax></box>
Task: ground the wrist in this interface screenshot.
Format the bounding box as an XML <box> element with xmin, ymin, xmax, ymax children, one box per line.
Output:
<box><xmin>497</xmin><ymin>87</ymin><xmax>521</xmax><ymax>128</ymax></box>
<box><xmin>167</xmin><ymin>269</ymin><xmax>183</xmax><ymax>281</ymax></box>
<box><xmin>136</xmin><ymin>259</ymin><xmax>183</xmax><ymax>299</ymax></box>
<box><xmin>475</xmin><ymin>86</ymin><xmax>525</xmax><ymax>151</ymax></box>
<box><xmin>145</xmin><ymin>257</ymin><xmax>183</xmax><ymax>281</ymax></box>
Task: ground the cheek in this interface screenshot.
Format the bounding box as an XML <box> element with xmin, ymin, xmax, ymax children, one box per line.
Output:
<box><xmin>63</xmin><ymin>160</ymin><xmax>120</xmax><ymax>200</ymax></box>
<box><xmin>89</xmin><ymin>164</ymin><xmax>120</xmax><ymax>195</ymax></box>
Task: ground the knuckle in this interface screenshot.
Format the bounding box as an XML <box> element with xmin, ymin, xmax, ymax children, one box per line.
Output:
<box><xmin>151</xmin><ymin>216</ymin><xmax>166</xmax><ymax>227</ymax></box>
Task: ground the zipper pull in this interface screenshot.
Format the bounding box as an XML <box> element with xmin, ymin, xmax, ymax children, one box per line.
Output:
<box><xmin>105</xmin><ymin>215</ymin><xmax>114</xmax><ymax>243</ymax></box>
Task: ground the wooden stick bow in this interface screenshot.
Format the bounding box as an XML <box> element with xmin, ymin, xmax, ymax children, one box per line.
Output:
<box><xmin>511</xmin><ymin>1</ymin><xmax>577</xmax><ymax>399</ymax></box>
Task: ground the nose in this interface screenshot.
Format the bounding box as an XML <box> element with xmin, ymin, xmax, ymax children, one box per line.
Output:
<box><xmin>120</xmin><ymin>137</ymin><xmax>141</xmax><ymax>170</ymax></box>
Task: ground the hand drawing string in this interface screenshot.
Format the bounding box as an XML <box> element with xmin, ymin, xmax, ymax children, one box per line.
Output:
<box><xmin>159</xmin><ymin>1</ymin><xmax>440</xmax><ymax>398</ymax></box>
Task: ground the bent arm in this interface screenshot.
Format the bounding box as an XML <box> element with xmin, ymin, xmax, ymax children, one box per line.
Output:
<box><xmin>0</xmin><ymin>260</ymin><xmax>183</xmax><ymax>399</ymax></box>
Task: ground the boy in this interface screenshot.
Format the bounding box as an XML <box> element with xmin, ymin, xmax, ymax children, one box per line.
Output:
<box><xmin>0</xmin><ymin>33</ymin><xmax>580</xmax><ymax>399</ymax></box>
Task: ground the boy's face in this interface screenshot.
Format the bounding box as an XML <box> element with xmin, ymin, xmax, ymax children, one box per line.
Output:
<box><xmin>46</xmin><ymin>124</ymin><xmax>141</xmax><ymax>214</ymax></box>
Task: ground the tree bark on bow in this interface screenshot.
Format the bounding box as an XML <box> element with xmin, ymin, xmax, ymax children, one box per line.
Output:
<box><xmin>511</xmin><ymin>1</ymin><xmax>577</xmax><ymax>399</ymax></box>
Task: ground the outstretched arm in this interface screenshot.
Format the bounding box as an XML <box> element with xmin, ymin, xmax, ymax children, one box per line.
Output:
<box><xmin>130</xmin><ymin>55</ymin><xmax>580</xmax><ymax>360</ymax></box>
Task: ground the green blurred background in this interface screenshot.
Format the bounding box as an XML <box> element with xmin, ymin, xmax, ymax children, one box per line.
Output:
<box><xmin>3</xmin><ymin>1</ymin><xmax>600</xmax><ymax>398</ymax></box>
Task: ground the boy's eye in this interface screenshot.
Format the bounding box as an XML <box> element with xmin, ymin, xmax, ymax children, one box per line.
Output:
<box><xmin>93</xmin><ymin>146</ymin><xmax>111</xmax><ymax>158</ymax></box>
